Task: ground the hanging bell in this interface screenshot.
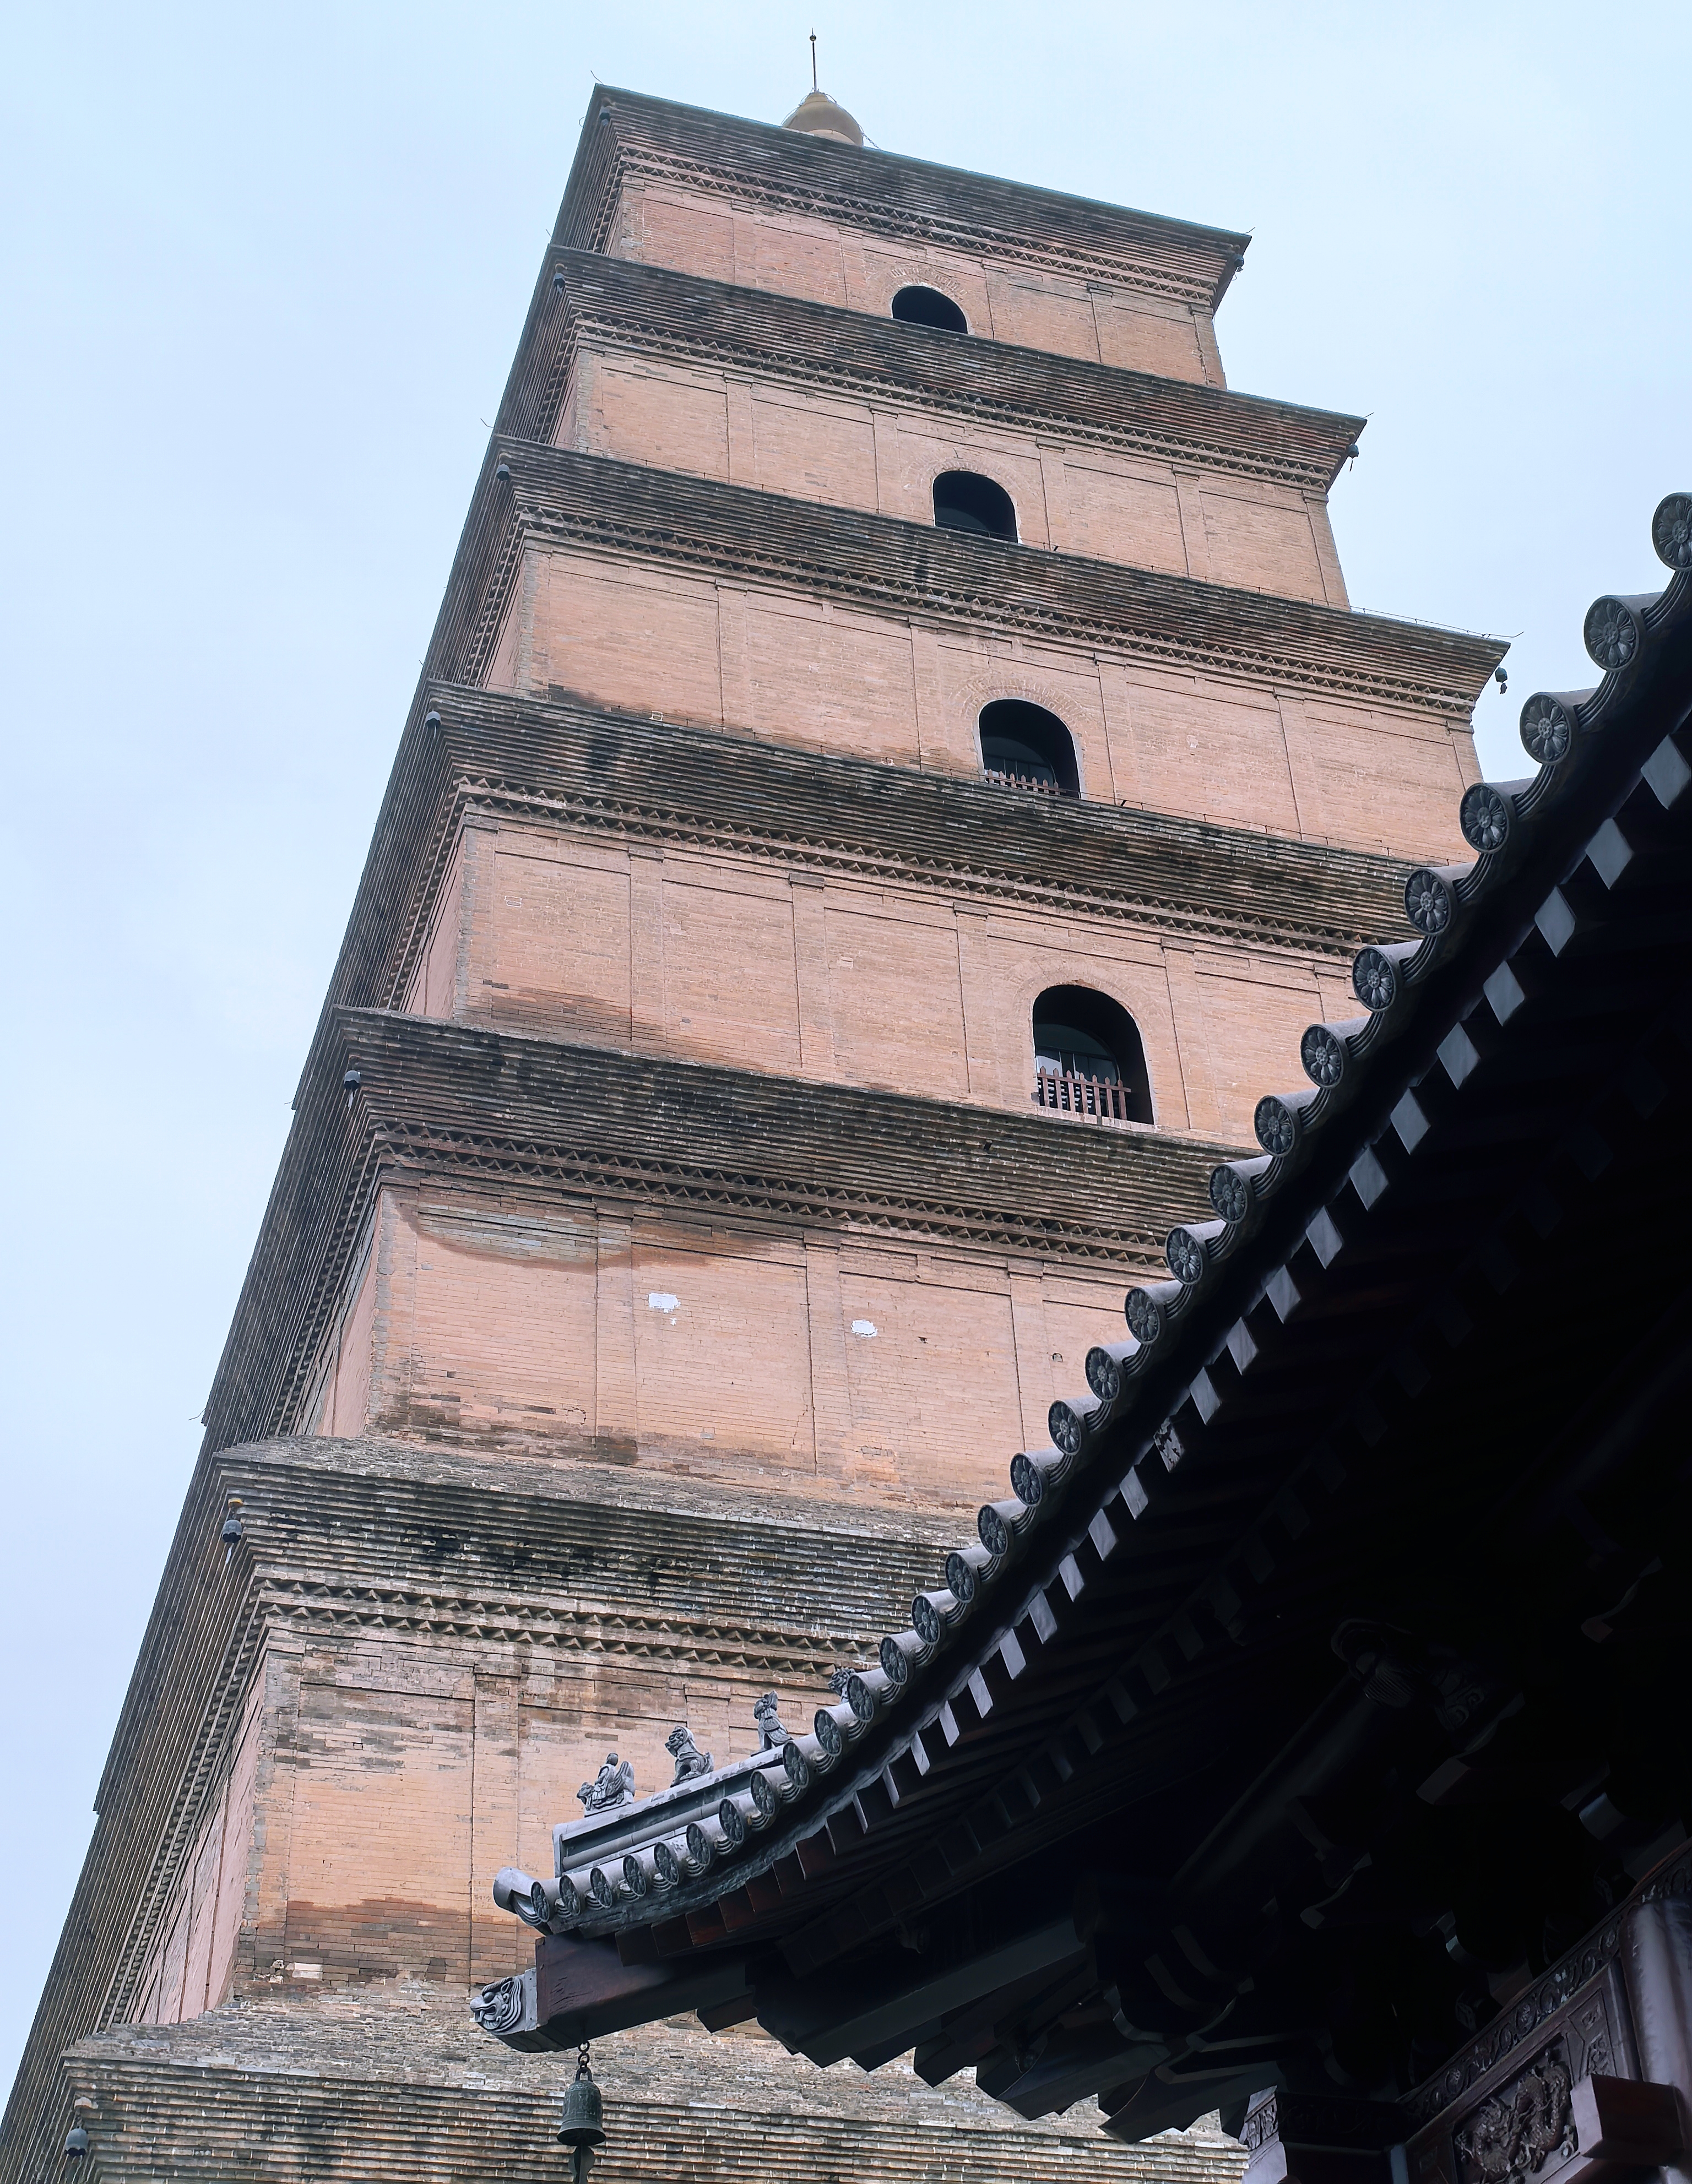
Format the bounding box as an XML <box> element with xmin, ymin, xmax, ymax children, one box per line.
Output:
<box><xmin>557</xmin><ymin>2048</ymin><xmax>606</xmax><ymax>2182</ymax></box>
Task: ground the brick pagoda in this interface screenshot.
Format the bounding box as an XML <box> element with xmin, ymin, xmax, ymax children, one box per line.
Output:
<box><xmin>2</xmin><ymin>79</ymin><xmax>1503</xmax><ymax>2184</ymax></box>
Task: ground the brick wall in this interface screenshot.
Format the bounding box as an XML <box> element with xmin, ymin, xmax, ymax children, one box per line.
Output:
<box><xmin>614</xmin><ymin>178</ymin><xmax>1228</xmax><ymax>384</ymax></box>
<box><xmin>415</xmin><ymin>812</ymin><xmax>1356</xmax><ymax>1139</ymax></box>
<box><xmin>313</xmin><ymin>1180</ymin><xmax>1137</xmax><ymax>1508</ymax></box>
<box><xmin>492</xmin><ymin>541</ymin><xmax>1471</xmax><ymax>856</ymax></box>
<box><xmin>563</xmin><ymin>343</ymin><xmax>1344</xmax><ymax>602</ymax></box>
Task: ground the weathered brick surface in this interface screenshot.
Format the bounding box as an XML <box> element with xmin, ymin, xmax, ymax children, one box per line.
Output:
<box><xmin>434</xmin><ymin>810</ymin><xmax>1363</xmax><ymax>1136</ymax></box>
<box><xmin>514</xmin><ymin>256</ymin><xmax>1356</xmax><ymax>495</ymax></box>
<box><xmin>435</xmin><ymin>446</ymin><xmax>1495</xmax><ymax>856</ymax></box>
<box><xmin>311</xmin><ymin>1178</ymin><xmax>1140</xmax><ymax>1500</ymax></box>
<box><xmin>616</xmin><ymin>175</ymin><xmax>1230</xmax><ymax>381</ymax></box>
<box><xmin>554</xmin><ymin>89</ymin><xmax>1249</xmax><ymax>329</ymax></box>
<box><xmin>6</xmin><ymin>80</ymin><xmax>1478</xmax><ymax>2184</ymax></box>
<box><xmin>502</xmin><ymin>531</ymin><xmax>1469</xmax><ymax>852</ymax></box>
<box><xmin>67</xmin><ymin>1989</ymin><xmax>1252</xmax><ymax>2182</ymax></box>
<box><xmin>205</xmin><ymin>1008</ymin><xmax>1234</xmax><ymax>1460</ymax></box>
<box><xmin>3</xmin><ymin>1432</ymin><xmax>950</xmax><ymax>2183</ymax></box>
<box><xmin>567</xmin><ymin>342</ymin><xmax>1342</xmax><ymax>599</ymax></box>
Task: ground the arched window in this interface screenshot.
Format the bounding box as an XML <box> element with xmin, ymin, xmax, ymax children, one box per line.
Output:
<box><xmin>1032</xmin><ymin>986</ymin><xmax>1152</xmax><ymax>1126</ymax></box>
<box><xmin>979</xmin><ymin>698</ymin><xmax>1079</xmax><ymax>799</ymax></box>
<box><xmin>933</xmin><ymin>470</ymin><xmax>1017</xmax><ymax>542</ymax></box>
<box><xmin>891</xmin><ymin>284</ymin><xmax>968</xmax><ymax>334</ymax></box>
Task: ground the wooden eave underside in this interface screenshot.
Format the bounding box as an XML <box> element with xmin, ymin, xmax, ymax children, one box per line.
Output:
<box><xmin>0</xmin><ymin>1433</ymin><xmax>940</xmax><ymax>2184</ymax></box>
<box><xmin>493</xmin><ymin>544</ymin><xmax>1692</xmax><ymax>2125</ymax></box>
<box><xmin>556</xmin><ymin>86</ymin><xmax>1251</xmax><ymax>311</ymax></box>
<box><xmin>501</xmin><ymin>251</ymin><xmax>1363</xmax><ymax>493</ymax></box>
<box><xmin>206</xmin><ymin>1010</ymin><xmax>1235</xmax><ymax>1458</ymax></box>
<box><xmin>436</xmin><ymin>443</ymin><xmax>1505</xmax><ymax>714</ymax></box>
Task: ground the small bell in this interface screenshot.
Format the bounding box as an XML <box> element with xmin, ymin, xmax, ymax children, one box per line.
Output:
<box><xmin>557</xmin><ymin>2044</ymin><xmax>606</xmax><ymax>2182</ymax></box>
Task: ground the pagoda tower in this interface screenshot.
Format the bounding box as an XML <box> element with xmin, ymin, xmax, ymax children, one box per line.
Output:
<box><xmin>2</xmin><ymin>81</ymin><xmax>1502</xmax><ymax>2184</ymax></box>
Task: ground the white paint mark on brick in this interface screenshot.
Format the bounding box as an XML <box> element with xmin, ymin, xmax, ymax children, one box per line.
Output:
<box><xmin>648</xmin><ymin>1292</ymin><xmax>680</xmax><ymax>1315</ymax></box>
<box><xmin>850</xmin><ymin>1319</ymin><xmax>878</xmax><ymax>1338</ymax></box>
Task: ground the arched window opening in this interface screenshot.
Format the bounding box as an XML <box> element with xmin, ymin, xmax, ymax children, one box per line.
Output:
<box><xmin>979</xmin><ymin>698</ymin><xmax>1079</xmax><ymax>799</ymax></box>
<box><xmin>933</xmin><ymin>470</ymin><xmax>1017</xmax><ymax>542</ymax></box>
<box><xmin>1032</xmin><ymin>986</ymin><xmax>1152</xmax><ymax>1126</ymax></box>
<box><xmin>891</xmin><ymin>284</ymin><xmax>968</xmax><ymax>334</ymax></box>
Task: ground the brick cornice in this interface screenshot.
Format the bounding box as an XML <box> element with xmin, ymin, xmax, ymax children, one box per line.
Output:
<box><xmin>504</xmin><ymin>251</ymin><xmax>1362</xmax><ymax>493</ymax></box>
<box><xmin>208</xmin><ymin>1010</ymin><xmax>1230</xmax><ymax>1457</ymax></box>
<box><xmin>556</xmin><ymin>85</ymin><xmax>1250</xmax><ymax>311</ymax></box>
<box><xmin>0</xmin><ymin>1433</ymin><xmax>937</xmax><ymax>2184</ymax></box>
<box><xmin>436</xmin><ymin>443</ymin><xmax>1505</xmax><ymax>716</ymax></box>
<box><xmin>327</xmin><ymin>684</ymin><xmax>1404</xmax><ymax>1050</ymax></box>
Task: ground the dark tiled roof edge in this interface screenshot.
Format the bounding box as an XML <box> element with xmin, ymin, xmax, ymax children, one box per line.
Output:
<box><xmin>487</xmin><ymin>492</ymin><xmax>1692</xmax><ymax>1947</ymax></box>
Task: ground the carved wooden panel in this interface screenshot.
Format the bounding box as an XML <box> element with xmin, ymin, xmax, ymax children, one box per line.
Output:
<box><xmin>1406</xmin><ymin>1962</ymin><xmax>1638</xmax><ymax>2184</ymax></box>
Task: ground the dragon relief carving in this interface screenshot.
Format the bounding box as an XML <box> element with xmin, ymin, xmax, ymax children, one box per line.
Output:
<box><xmin>1454</xmin><ymin>2053</ymin><xmax>1575</xmax><ymax>2184</ymax></box>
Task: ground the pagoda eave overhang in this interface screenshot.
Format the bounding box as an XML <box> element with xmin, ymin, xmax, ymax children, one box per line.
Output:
<box><xmin>497</xmin><ymin>249</ymin><xmax>1365</xmax><ymax>493</ymax></box>
<box><xmin>558</xmin><ymin>85</ymin><xmax>1252</xmax><ymax>312</ymax></box>
<box><xmin>284</xmin><ymin>676</ymin><xmax>1417</xmax><ymax>1137</ymax></box>
<box><xmin>465</xmin><ymin>503</ymin><xmax>1692</xmax><ymax>2138</ymax></box>
<box><xmin>204</xmin><ymin>1010</ymin><xmax>1237</xmax><ymax>1458</ymax></box>
<box><xmin>432</xmin><ymin>442</ymin><xmax>1507</xmax><ymax>715</ymax></box>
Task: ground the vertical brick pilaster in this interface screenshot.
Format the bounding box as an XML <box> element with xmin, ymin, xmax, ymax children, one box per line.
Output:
<box><xmin>1173</xmin><ymin>471</ymin><xmax>1211</xmax><ymax>584</ymax></box>
<box><xmin>469</xmin><ymin>1674</ymin><xmax>521</xmax><ymax>1989</ymax></box>
<box><xmin>593</xmin><ymin>1214</ymin><xmax>637</xmax><ymax>1452</ymax></box>
<box><xmin>1276</xmin><ymin>692</ymin><xmax>1328</xmax><ymax>843</ymax></box>
<box><xmin>789</xmin><ymin>876</ymin><xmax>836</xmax><ymax>1078</ymax></box>
<box><xmin>1006</xmin><ymin>1263</ymin><xmax>1053</xmax><ymax>1452</ymax></box>
<box><xmin>804</xmin><ymin>1238</ymin><xmax>854</xmax><ymax>1485</ymax></box>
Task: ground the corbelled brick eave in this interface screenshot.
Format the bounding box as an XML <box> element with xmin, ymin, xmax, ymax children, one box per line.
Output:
<box><xmin>497</xmin><ymin>249</ymin><xmax>1364</xmax><ymax>492</ymax></box>
<box><xmin>555</xmin><ymin>84</ymin><xmax>1251</xmax><ymax>310</ymax></box>
<box><xmin>286</xmin><ymin>677</ymin><xmax>1411</xmax><ymax>1111</ymax></box>
<box><xmin>432</xmin><ymin>442</ymin><xmax>1506</xmax><ymax>712</ymax></box>
<box><xmin>207</xmin><ymin>1010</ymin><xmax>1235</xmax><ymax>1458</ymax></box>
<box><xmin>0</xmin><ymin>1434</ymin><xmax>943</xmax><ymax>2184</ymax></box>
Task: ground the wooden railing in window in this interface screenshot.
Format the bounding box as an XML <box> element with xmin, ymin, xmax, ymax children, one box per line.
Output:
<box><xmin>983</xmin><ymin>768</ymin><xmax>1060</xmax><ymax>795</ymax></box>
<box><xmin>1033</xmin><ymin>1068</ymin><xmax>1136</xmax><ymax>1123</ymax></box>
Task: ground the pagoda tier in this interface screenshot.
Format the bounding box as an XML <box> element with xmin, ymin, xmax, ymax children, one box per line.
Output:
<box><xmin>4</xmin><ymin>77</ymin><xmax>1510</xmax><ymax>2184</ymax></box>
<box><xmin>294</xmin><ymin>682</ymin><xmax>1412</xmax><ymax>1128</ymax></box>
<box><xmin>555</xmin><ymin>87</ymin><xmax>1250</xmax><ymax>373</ymax></box>
<box><xmin>204</xmin><ymin>1006</ymin><xmax>1234</xmax><ymax>1474</ymax></box>
<box><xmin>513</xmin><ymin>251</ymin><xmax>1363</xmax><ymax>604</ymax></box>
<box><xmin>443</xmin><ymin>445</ymin><xmax>1498</xmax><ymax>854</ymax></box>
<box><xmin>528</xmin><ymin>250</ymin><xmax>1362</xmax><ymax>491</ymax></box>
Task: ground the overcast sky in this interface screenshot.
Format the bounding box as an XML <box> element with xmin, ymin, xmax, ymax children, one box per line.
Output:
<box><xmin>2</xmin><ymin>0</ymin><xmax>1686</xmax><ymax>2100</ymax></box>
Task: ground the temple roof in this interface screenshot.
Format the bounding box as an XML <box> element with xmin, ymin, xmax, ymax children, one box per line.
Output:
<box><xmin>475</xmin><ymin>493</ymin><xmax>1692</xmax><ymax>2136</ymax></box>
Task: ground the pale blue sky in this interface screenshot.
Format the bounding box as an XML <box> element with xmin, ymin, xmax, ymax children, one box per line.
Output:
<box><xmin>1</xmin><ymin>0</ymin><xmax>1686</xmax><ymax>2099</ymax></box>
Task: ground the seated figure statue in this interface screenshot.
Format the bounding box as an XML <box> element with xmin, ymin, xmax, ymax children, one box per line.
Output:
<box><xmin>576</xmin><ymin>1751</ymin><xmax>636</xmax><ymax>1813</ymax></box>
<box><xmin>665</xmin><ymin>1723</ymin><xmax>713</xmax><ymax>1785</ymax></box>
<box><xmin>752</xmin><ymin>1691</ymin><xmax>792</xmax><ymax>1750</ymax></box>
